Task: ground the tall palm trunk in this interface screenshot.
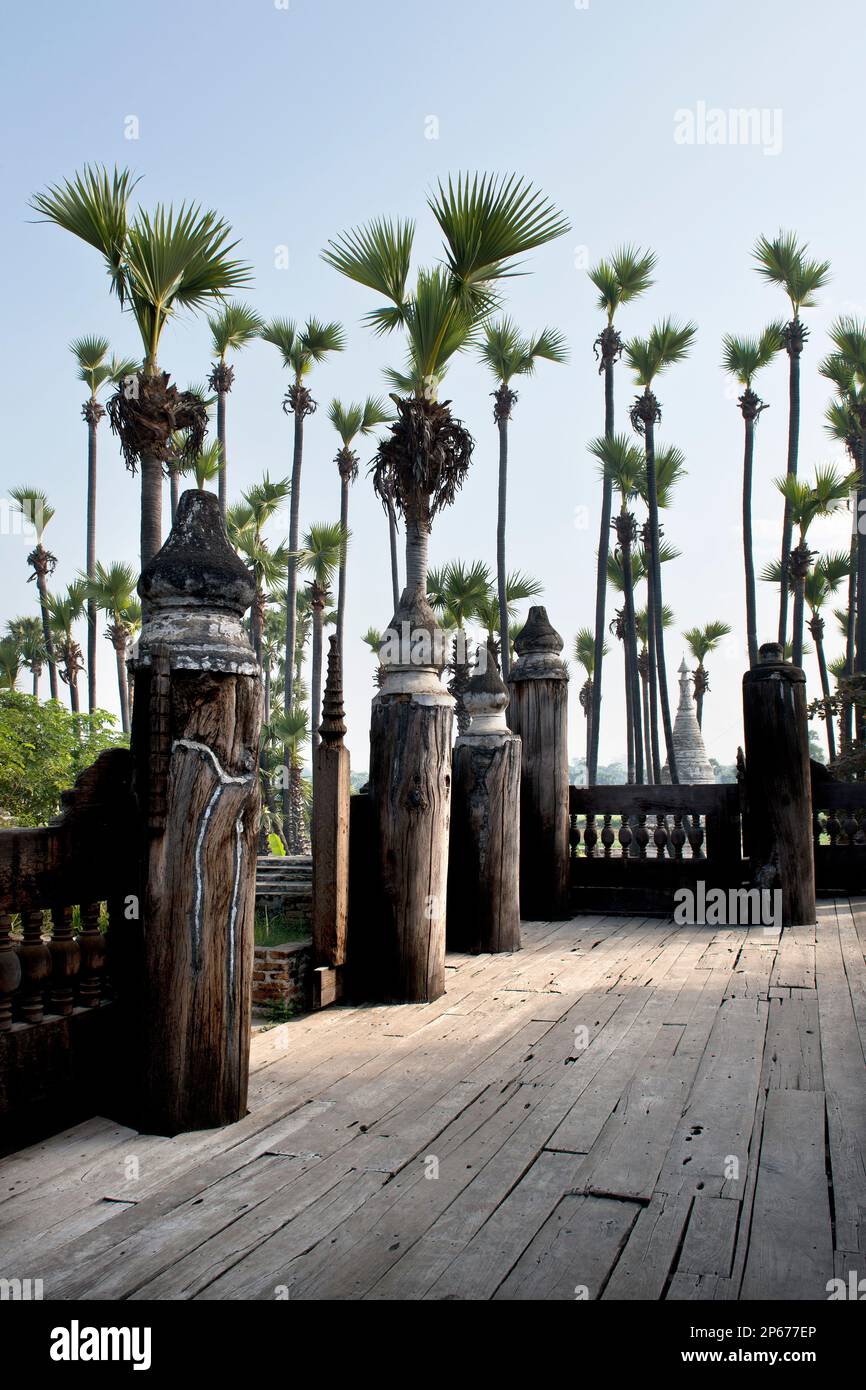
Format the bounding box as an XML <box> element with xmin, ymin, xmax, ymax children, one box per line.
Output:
<box><xmin>283</xmin><ymin>400</ymin><xmax>306</xmax><ymax>822</ymax></box>
<box><xmin>113</xmin><ymin>635</ymin><xmax>130</xmax><ymax>734</ymax></box>
<box><xmin>140</xmin><ymin>453</ymin><xmax>163</xmax><ymax>567</ymax></box>
<box><xmin>844</xmin><ymin>533</ymin><xmax>857</xmax><ymax>750</ymax></box>
<box><xmin>810</xmin><ymin>614</ymin><xmax>835</xmax><ymax>761</ymax></box>
<box><xmin>643</xmin><ymin>410</ymin><xmax>678</xmax><ymax>782</ymax></box>
<box><xmin>639</xmin><ymin>653</ymin><xmax>652</xmax><ymax>782</ymax></box>
<box><xmin>496</xmin><ymin>408</ymin><xmax>511</xmax><ymax>679</ymax></box>
<box><xmin>623</xmin><ymin>635</ymin><xmax>635</xmax><ymax>784</ymax></box>
<box><xmin>290</xmin><ymin>761</ymin><xmax>310</xmax><ymax>855</ymax></box>
<box><xmin>404</xmin><ymin>501</ymin><xmax>430</xmax><ymax>597</ymax></box>
<box><xmin>169</xmin><ymin>469</ymin><xmax>180</xmax><ymax>525</ymax></box>
<box><xmin>741</xmin><ymin>395</ymin><xmax>760</xmax><ymax>667</ymax></box>
<box><xmin>217</xmin><ymin>386</ymin><xmax>228</xmax><ymax>517</ymax></box>
<box><xmin>589</xmin><ymin>339</ymin><xmax>616</xmax><ymax>783</ymax></box>
<box><xmin>34</xmin><ymin>565</ymin><xmax>58</xmax><ymax>702</ymax></box>
<box><xmin>792</xmin><ymin>574</ymin><xmax>806</xmax><ymax>668</ymax></box>
<box><xmin>85</xmin><ymin>402</ymin><xmax>100</xmax><ymax>713</ymax></box>
<box><xmin>618</xmin><ymin>521</ymin><xmax>644</xmax><ymax>784</ymax></box>
<box><xmin>310</xmin><ymin>588</ymin><xmax>324</xmax><ymax>748</ymax></box>
<box><xmin>777</xmin><ymin>322</ymin><xmax>802</xmax><ymax>646</ymax></box>
<box><xmin>386</xmin><ymin>496</ymin><xmax>401</xmax><ymax>612</ymax></box>
<box><xmin>32</xmin><ymin>667</ymin><xmax>40</xmax><ymax>699</ymax></box>
<box><xmin>643</xmin><ymin>526</ymin><xmax>662</xmax><ymax>781</ymax></box>
<box><xmin>857</xmin><ymin>432</ymin><xmax>866</xmax><ymax>693</ymax></box>
<box><xmin>336</xmin><ymin>475</ymin><xmax>350</xmax><ymax>655</ymax></box>
<box><xmin>694</xmin><ymin>665</ymin><xmax>706</xmax><ymax>727</ymax></box>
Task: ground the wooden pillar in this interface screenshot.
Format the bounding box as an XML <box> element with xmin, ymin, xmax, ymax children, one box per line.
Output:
<box><xmin>369</xmin><ymin>592</ymin><xmax>454</xmax><ymax>1002</ymax></box>
<box><xmin>312</xmin><ymin>635</ymin><xmax>350</xmax><ymax>1008</ymax></box>
<box><xmin>131</xmin><ymin>489</ymin><xmax>263</xmax><ymax>1135</ymax></box>
<box><xmin>507</xmin><ymin>607</ymin><xmax>570</xmax><ymax>920</ymax></box>
<box><xmin>448</xmin><ymin>646</ymin><xmax>521</xmax><ymax>953</ymax></box>
<box><xmin>0</xmin><ymin>912</ymin><xmax>20</xmax><ymax>1032</ymax></box>
<box><xmin>742</xmin><ymin>641</ymin><xmax>816</xmax><ymax>926</ymax></box>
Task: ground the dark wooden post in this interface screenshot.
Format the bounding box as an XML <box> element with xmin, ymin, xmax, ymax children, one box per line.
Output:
<box><xmin>507</xmin><ymin>607</ymin><xmax>570</xmax><ymax>920</ymax></box>
<box><xmin>312</xmin><ymin>635</ymin><xmax>350</xmax><ymax>1007</ymax></box>
<box><xmin>369</xmin><ymin>591</ymin><xmax>454</xmax><ymax>1002</ymax></box>
<box><xmin>131</xmin><ymin>490</ymin><xmax>263</xmax><ymax>1135</ymax></box>
<box><xmin>0</xmin><ymin>912</ymin><xmax>20</xmax><ymax>1032</ymax></box>
<box><xmin>742</xmin><ymin>641</ymin><xmax>816</xmax><ymax>926</ymax></box>
<box><xmin>448</xmin><ymin>646</ymin><xmax>521</xmax><ymax>953</ymax></box>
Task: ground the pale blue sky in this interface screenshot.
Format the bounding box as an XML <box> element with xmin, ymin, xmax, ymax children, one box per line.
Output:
<box><xmin>2</xmin><ymin>0</ymin><xmax>862</xmax><ymax>765</ymax></box>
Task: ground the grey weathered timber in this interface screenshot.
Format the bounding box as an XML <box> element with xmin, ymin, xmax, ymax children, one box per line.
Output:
<box><xmin>507</xmin><ymin>607</ymin><xmax>569</xmax><ymax>920</ymax></box>
<box><xmin>368</xmin><ymin>589</ymin><xmax>454</xmax><ymax>1002</ymax></box>
<box><xmin>311</xmin><ymin>636</ymin><xmax>350</xmax><ymax>1007</ymax></box>
<box><xmin>448</xmin><ymin>647</ymin><xmax>521</xmax><ymax>954</ymax></box>
<box><xmin>132</xmin><ymin>490</ymin><xmax>262</xmax><ymax>1135</ymax></box>
<box><xmin>742</xmin><ymin>642</ymin><xmax>815</xmax><ymax>926</ymax></box>
<box><xmin>2</xmin><ymin>907</ymin><xmax>861</xmax><ymax>1300</ymax></box>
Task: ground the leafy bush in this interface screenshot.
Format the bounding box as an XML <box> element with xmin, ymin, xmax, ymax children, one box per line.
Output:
<box><xmin>0</xmin><ymin>692</ymin><xmax>127</xmax><ymax>827</ymax></box>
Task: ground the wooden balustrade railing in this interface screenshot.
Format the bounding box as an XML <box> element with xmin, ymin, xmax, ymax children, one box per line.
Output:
<box><xmin>0</xmin><ymin>747</ymin><xmax>134</xmax><ymax>1037</ymax></box>
<box><xmin>811</xmin><ymin>782</ymin><xmax>866</xmax><ymax>893</ymax></box>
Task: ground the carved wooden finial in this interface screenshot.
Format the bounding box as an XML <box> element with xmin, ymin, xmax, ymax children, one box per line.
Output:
<box><xmin>509</xmin><ymin>606</ymin><xmax>568</xmax><ymax>683</ymax></box>
<box><xmin>320</xmin><ymin>635</ymin><xmax>347</xmax><ymax>745</ymax></box>
<box><xmin>462</xmin><ymin>644</ymin><xmax>510</xmax><ymax>735</ymax></box>
<box><xmin>136</xmin><ymin>490</ymin><xmax>258</xmax><ymax>675</ymax></box>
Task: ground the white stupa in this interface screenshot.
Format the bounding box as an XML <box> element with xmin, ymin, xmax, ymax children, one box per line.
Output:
<box><xmin>661</xmin><ymin>658</ymin><xmax>715</xmax><ymax>784</ymax></box>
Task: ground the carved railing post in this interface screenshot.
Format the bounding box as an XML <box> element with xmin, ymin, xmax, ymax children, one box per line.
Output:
<box><xmin>448</xmin><ymin>646</ymin><xmax>521</xmax><ymax>953</ymax></box>
<box><xmin>507</xmin><ymin>607</ymin><xmax>570</xmax><ymax>920</ymax></box>
<box><xmin>311</xmin><ymin>636</ymin><xmax>350</xmax><ymax>1006</ymax></box>
<box><xmin>742</xmin><ymin>641</ymin><xmax>815</xmax><ymax>926</ymax></box>
<box><xmin>369</xmin><ymin>589</ymin><xmax>454</xmax><ymax>1002</ymax></box>
<box><xmin>78</xmin><ymin>902</ymin><xmax>106</xmax><ymax>1008</ymax></box>
<box><xmin>0</xmin><ymin>912</ymin><xmax>20</xmax><ymax>1032</ymax></box>
<box><xmin>49</xmin><ymin>904</ymin><xmax>79</xmax><ymax>1016</ymax></box>
<box><xmin>131</xmin><ymin>489</ymin><xmax>262</xmax><ymax>1134</ymax></box>
<box><xmin>18</xmin><ymin>910</ymin><xmax>51</xmax><ymax>1024</ymax></box>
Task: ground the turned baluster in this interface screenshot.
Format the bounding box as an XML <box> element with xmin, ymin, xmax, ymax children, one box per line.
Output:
<box><xmin>842</xmin><ymin>808</ymin><xmax>858</xmax><ymax>847</ymax></box>
<box><xmin>653</xmin><ymin>813</ymin><xmax>669</xmax><ymax>859</ymax></box>
<box><xmin>0</xmin><ymin>912</ymin><xmax>21</xmax><ymax>1032</ymax></box>
<box><xmin>618</xmin><ymin>812</ymin><xmax>633</xmax><ymax>858</ymax></box>
<box><xmin>670</xmin><ymin>811</ymin><xmax>686</xmax><ymax>861</ymax></box>
<box><xmin>635</xmin><ymin>813</ymin><xmax>650</xmax><ymax>859</ymax></box>
<box><xmin>17</xmin><ymin>909</ymin><xmax>51</xmax><ymax>1024</ymax></box>
<box><xmin>826</xmin><ymin>809</ymin><xmax>841</xmax><ymax>845</ymax></box>
<box><xmin>600</xmin><ymin>812</ymin><xmax>615</xmax><ymax>858</ymax></box>
<box><xmin>569</xmin><ymin>812</ymin><xmax>580</xmax><ymax>859</ymax></box>
<box><xmin>49</xmin><ymin>904</ymin><xmax>80</xmax><ymax>1017</ymax></box>
<box><xmin>686</xmin><ymin>813</ymin><xmax>706</xmax><ymax>860</ymax></box>
<box><xmin>584</xmin><ymin>813</ymin><xmax>598</xmax><ymax>858</ymax></box>
<box><xmin>78</xmin><ymin>902</ymin><xmax>106</xmax><ymax>1008</ymax></box>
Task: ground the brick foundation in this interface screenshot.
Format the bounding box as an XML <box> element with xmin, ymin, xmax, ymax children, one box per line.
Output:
<box><xmin>252</xmin><ymin>939</ymin><xmax>312</xmax><ymax>1014</ymax></box>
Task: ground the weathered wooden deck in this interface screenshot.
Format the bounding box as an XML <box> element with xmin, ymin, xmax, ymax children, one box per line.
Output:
<box><xmin>2</xmin><ymin>901</ymin><xmax>865</xmax><ymax>1301</ymax></box>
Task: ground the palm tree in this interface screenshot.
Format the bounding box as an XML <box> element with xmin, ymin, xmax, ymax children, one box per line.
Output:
<box><xmin>46</xmin><ymin>581</ymin><xmax>87</xmax><ymax>712</ymax></box>
<box><xmin>625</xmin><ymin>318</ymin><xmax>697</xmax><ymax>783</ymax></box>
<box><xmin>207</xmin><ymin>301</ymin><xmax>263</xmax><ymax>515</ymax></box>
<box><xmin>682</xmin><ymin>621</ymin><xmax>732</xmax><ymax>728</ymax></box>
<box><xmin>322</xmin><ymin>174</ymin><xmax>569</xmax><ymax>678</ymax></box>
<box><xmin>722</xmin><ymin>325</ymin><xmax>783</xmax><ymax>667</ymax></box>
<box><xmin>636</xmin><ymin>446</ymin><xmax>686</xmax><ymax>782</ymax></box>
<box><xmin>6</xmin><ymin>617</ymin><xmax>47</xmax><ymax>698</ymax></box>
<box><xmin>82</xmin><ymin>561</ymin><xmax>139</xmax><ymax>732</ymax></box>
<box><xmin>473</xmin><ymin>570</ymin><xmax>544</xmax><ymax>672</ymax></box>
<box><xmin>328</xmin><ymin>397</ymin><xmax>393</xmax><ymax>654</ymax></box>
<box><xmin>586</xmin><ymin>246</ymin><xmax>656</xmax><ymax>783</ymax></box>
<box><xmin>266</xmin><ymin>706</ymin><xmax>310</xmax><ymax>854</ymax></box>
<box><xmin>427</xmin><ymin>559</ymin><xmax>492</xmax><ymax>731</ymax></box>
<box><xmin>227</xmin><ymin>474</ymin><xmax>291</xmax><ymax>662</ymax></box>
<box><xmin>590</xmin><ymin>433</ymin><xmax>645</xmax><ymax>782</ymax></box>
<box><xmin>0</xmin><ymin>639</ymin><xmax>20</xmax><ymax>693</ymax></box>
<box><xmin>9</xmin><ymin>486</ymin><xmax>59</xmax><ymax>700</ymax></box>
<box><xmin>477</xmin><ymin>318</ymin><xmax>567</xmax><ymax>678</ymax></box>
<box><xmin>635</xmin><ymin>600</ymin><xmax>674</xmax><ymax>778</ymax></box>
<box><xmin>295</xmin><ymin>522</ymin><xmax>347</xmax><ymax>747</ymax></box>
<box><xmin>573</xmin><ymin>627</ymin><xmax>606</xmax><ymax>776</ymax></box>
<box><xmin>260</xmin><ymin>318</ymin><xmax>345</xmax><ymax>810</ymax></box>
<box><xmin>32</xmin><ymin>165</ymin><xmax>252</xmax><ymax>566</ymax></box>
<box><xmin>178</xmin><ymin>439</ymin><xmax>222</xmax><ymax>492</ymax></box>
<box><xmin>805</xmin><ymin>553</ymin><xmax>851</xmax><ymax>760</ymax></box>
<box><xmin>821</xmin><ymin>321</ymin><xmax>866</xmax><ymax>692</ymax></box>
<box><xmin>753</xmin><ymin>231</ymin><xmax>831</xmax><ymax>647</ymax></box>
<box><xmin>362</xmin><ymin>626</ymin><xmax>385</xmax><ymax>689</ymax></box>
<box><xmin>71</xmin><ymin>335</ymin><xmax>138</xmax><ymax>712</ymax></box>
<box><xmin>763</xmin><ymin>466</ymin><xmax>856</xmax><ymax>667</ymax></box>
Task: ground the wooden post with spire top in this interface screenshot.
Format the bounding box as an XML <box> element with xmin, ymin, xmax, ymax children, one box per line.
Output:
<box><xmin>448</xmin><ymin>645</ymin><xmax>521</xmax><ymax>953</ymax></box>
<box><xmin>507</xmin><ymin>607</ymin><xmax>570</xmax><ymax>920</ymax></box>
<box><xmin>130</xmin><ymin>489</ymin><xmax>262</xmax><ymax>1135</ymax></box>
<box><xmin>312</xmin><ymin>634</ymin><xmax>351</xmax><ymax>1007</ymax></box>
